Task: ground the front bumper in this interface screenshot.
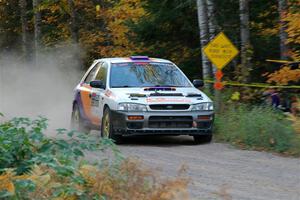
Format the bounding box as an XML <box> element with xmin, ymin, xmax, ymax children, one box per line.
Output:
<box><xmin>111</xmin><ymin>110</ymin><xmax>214</xmax><ymax>136</ymax></box>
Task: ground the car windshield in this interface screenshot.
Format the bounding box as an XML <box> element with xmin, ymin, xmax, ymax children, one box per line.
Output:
<box><xmin>110</xmin><ymin>62</ymin><xmax>191</xmax><ymax>88</ymax></box>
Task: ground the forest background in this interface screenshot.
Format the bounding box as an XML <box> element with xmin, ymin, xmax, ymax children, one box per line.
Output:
<box><xmin>1</xmin><ymin>0</ymin><xmax>299</xmax><ymax>87</ymax></box>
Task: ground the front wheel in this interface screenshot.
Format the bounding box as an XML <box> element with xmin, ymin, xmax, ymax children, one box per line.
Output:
<box><xmin>193</xmin><ymin>134</ymin><xmax>212</xmax><ymax>144</ymax></box>
<box><xmin>101</xmin><ymin>108</ymin><xmax>123</xmax><ymax>144</ymax></box>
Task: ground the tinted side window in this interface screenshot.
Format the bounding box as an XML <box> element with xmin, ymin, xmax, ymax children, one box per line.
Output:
<box><xmin>84</xmin><ymin>64</ymin><xmax>99</xmax><ymax>83</ymax></box>
<box><xmin>95</xmin><ymin>62</ymin><xmax>108</xmax><ymax>87</ymax></box>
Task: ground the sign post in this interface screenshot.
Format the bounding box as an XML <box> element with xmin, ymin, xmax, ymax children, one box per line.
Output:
<box><xmin>203</xmin><ymin>32</ymin><xmax>239</xmax><ymax>111</ymax></box>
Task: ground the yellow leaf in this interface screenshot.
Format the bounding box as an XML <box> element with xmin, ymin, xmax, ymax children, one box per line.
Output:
<box><xmin>231</xmin><ymin>92</ymin><xmax>240</xmax><ymax>101</ymax></box>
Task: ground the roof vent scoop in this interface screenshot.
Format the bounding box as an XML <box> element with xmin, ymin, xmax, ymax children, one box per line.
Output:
<box><xmin>130</xmin><ymin>56</ymin><xmax>149</xmax><ymax>60</ymax></box>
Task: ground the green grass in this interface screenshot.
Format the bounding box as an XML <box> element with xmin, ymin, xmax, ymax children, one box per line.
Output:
<box><xmin>214</xmin><ymin>105</ymin><xmax>300</xmax><ymax>156</ymax></box>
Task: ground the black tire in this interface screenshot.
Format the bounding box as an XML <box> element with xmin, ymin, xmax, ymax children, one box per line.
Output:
<box><xmin>193</xmin><ymin>134</ymin><xmax>213</xmax><ymax>144</ymax></box>
<box><xmin>71</xmin><ymin>103</ymin><xmax>90</xmax><ymax>133</ymax></box>
<box><xmin>101</xmin><ymin>107</ymin><xmax>123</xmax><ymax>144</ymax></box>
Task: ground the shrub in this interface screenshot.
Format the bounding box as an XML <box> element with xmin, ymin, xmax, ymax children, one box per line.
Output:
<box><xmin>0</xmin><ymin>117</ymin><xmax>117</xmax><ymax>175</ymax></box>
<box><xmin>215</xmin><ymin>105</ymin><xmax>300</xmax><ymax>155</ymax></box>
<box><xmin>0</xmin><ymin>117</ymin><xmax>189</xmax><ymax>199</ymax></box>
<box><xmin>289</xmin><ymin>115</ymin><xmax>300</xmax><ymax>134</ymax></box>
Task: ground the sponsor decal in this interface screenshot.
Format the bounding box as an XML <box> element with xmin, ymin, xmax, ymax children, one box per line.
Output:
<box><xmin>105</xmin><ymin>90</ymin><xmax>116</xmax><ymax>99</ymax></box>
<box><xmin>91</xmin><ymin>93</ymin><xmax>100</xmax><ymax>107</ymax></box>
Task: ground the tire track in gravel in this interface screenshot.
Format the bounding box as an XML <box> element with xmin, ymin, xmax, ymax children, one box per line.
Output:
<box><xmin>114</xmin><ymin>136</ymin><xmax>300</xmax><ymax>200</ymax></box>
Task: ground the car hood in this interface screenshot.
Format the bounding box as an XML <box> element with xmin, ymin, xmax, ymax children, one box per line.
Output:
<box><xmin>109</xmin><ymin>87</ymin><xmax>212</xmax><ymax>104</ymax></box>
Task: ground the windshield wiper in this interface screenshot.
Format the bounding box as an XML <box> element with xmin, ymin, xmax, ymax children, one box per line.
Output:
<box><xmin>153</xmin><ymin>85</ymin><xmax>179</xmax><ymax>87</ymax></box>
<box><xmin>112</xmin><ymin>85</ymin><xmax>186</xmax><ymax>88</ymax></box>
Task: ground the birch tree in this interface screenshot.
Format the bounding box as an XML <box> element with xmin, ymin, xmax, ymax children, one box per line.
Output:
<box><xmin>239</xmin><ymin>0</ymin><xmax>251</xmax><ymax>82</ymax></box>
<box><xmin>278</xmin><ymin>0</ymin><xmax>289</xmax><ymax>60</ymax></box>
<box><xmin>206</xmin><ymin>0</ymin><xmax>217</xmax><ymax>73</ymax></box>
<box><xmin>207</xmin><ymin>0</ymin><xmax>216</xmax><ymax>40</ymax></box>
<box><xmin>206</xmin><ymin>0</ymin><xmax>222</xmax><ymax>110</ymax></box>
<box><xmin>197</xmin><ymin>0</ymin><xmax>213</xmax><ymax>88</ymax></box>
<box><xmin>19</xmin><ymin>0</ymin><xmax>30</xmax><ymax>60</ymax></box>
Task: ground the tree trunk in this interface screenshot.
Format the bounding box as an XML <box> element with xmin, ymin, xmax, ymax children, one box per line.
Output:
<box><xmin>206</xmin><ymin>0</ymin><xmax>217</xmax><ymax>73</ymax></box>
<box><xmin>207</xmin><ymin>0</ymin><xmax>216</xmax><ymax>40</ymax></box>
<box><xmin>33</xmin><ymin>0</ymin><xmax>42</xmax><ymax>65</ymax></box>
<box><xmin>67</xmin><ymin>0</ymin><xmax>79</xmax><ymax>43</ymax></box>
<box><xmin>239</xmin><ymin>0</ymin><xmax>251</xmax><ymax>82</ymax></box>
<box><xmin>19</xmin><ymin>0</ymin><xmax>30</xmax><ymax>60</ymax></box>
<box><xmin>67</xmin><ymin>0</ymin><xmax>83</xmax><ymax>70</ymax></box>
<box><xmin>206</xmin><ymin>0</ymin><xmax>221</xmax><ymax>111</ymax></box>
<box><xmin>197</xmin><ymin>0</ymin><xmax>213</xmax><ymax>89</ymax></box>
<box><xmin>278</xmin><ymin>0</ymin><xmax>289</xmax><ymax>60</ymax></box>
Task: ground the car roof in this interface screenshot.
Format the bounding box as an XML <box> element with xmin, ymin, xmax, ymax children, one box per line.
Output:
<box><xmin>94</xmin><ymin>57</ymin><xmax>173</xmax><ymax>64</ymax></box>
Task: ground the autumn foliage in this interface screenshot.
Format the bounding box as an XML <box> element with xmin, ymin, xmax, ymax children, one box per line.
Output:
<box><xmin>266</xmin><ymin>64</ymin><xmax>300</xmax><ymax>85</ymax></box>
<box><xmin>0</xmin><ymin>160</ymin><xmax>189</xmax><ymax>200</ymax></box>
<box><xmin>1</xmin><ymin>0</ymin><xmax>300</xmax><ymax>81</ymax></box>
<box><xmin>285</xmin><ymin>0</ymin><xmax>300</xmax><ymax>60</ymax></box>
<box><xmin>101</xmin><ymin>0</ymin><xmax>146</xmax><ymax>57</ymax></box>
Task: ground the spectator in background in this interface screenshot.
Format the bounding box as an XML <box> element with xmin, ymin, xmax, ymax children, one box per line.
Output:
<box><xmin>270</xmin><ymin>89</ymin><xmax>280</xmax><ymax>108</ymax></box>
<box><xmin>263</xmin><ymin>89</ymin><xmax>280</xmax><ymax>108</ymax></box>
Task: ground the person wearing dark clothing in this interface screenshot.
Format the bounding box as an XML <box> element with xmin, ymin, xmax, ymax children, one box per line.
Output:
<box><xmin>263</xmin><ymin>89</ymin><xmax>281</xmax><ymax>108</ymax></box>
<box><xmin>271</xmin><ymin>91</ymin><xmax>280</xmax><ymax>108</ymax></box>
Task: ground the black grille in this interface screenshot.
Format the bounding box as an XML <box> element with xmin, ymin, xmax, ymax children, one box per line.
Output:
<box><xmin>127</xmin><ymin>122</ymin><xmax>143</xmax><ymax>129</ymax></box>
<box><xmin>197</xmin><ymin>122</ymin><xmax>211</xmax><ymax>129</ymax></box>
<box><xmin>150</xmin><ymin>104</ymin><xmax>190</xmax><ymax>110</ymax></box>
<box><xmin>149</xmin><ymin>116</ymin><xmax>193</xmax><ymax>128</ymax></box>
<box><xmin>186</xmin><ymin>93</ymin><xmax>203</xmax><ymax>98</ymax></box>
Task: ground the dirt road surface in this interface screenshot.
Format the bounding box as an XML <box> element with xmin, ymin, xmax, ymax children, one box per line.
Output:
<box><xmin>93</xmin><ymin>136</ymin><xmax>300</xmax><ymax>200</ymax></box>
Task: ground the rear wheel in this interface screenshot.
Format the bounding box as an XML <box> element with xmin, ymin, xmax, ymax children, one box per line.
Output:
<box><xmin>101</xmin><ymin>108</ymin><xmax>123</xmax><ymax>144</ymax></box>
<box><xmin>193</xmin><ymin>134</ymin><xmax>212</xmax><ymax>144</ymax></box>
<box><xmin>71</xmin><ymin>103</ymin><xmax>90</xmax><ymax>133</ymax></box>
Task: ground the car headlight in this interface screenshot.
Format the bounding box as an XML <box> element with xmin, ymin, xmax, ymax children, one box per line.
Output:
<box><xmin>118</xmin><ymin>103</ymin><xmax>147</xmax><ymax>112</ymax></box>
<box><xmin>191</xmin><ymin>102</ymin><xmax>214</xmax><ymax>111</ymax></box>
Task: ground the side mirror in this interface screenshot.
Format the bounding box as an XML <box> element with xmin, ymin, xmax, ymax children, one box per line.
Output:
<box><xmin>90</xmin><ymin>80</ymin><xmax>105</xmax><ymax>89</ymax></box>
<box><xmin>193</xmin><ymin>79</ymin><xmax>204</xmax><ymax>88</ymax></box>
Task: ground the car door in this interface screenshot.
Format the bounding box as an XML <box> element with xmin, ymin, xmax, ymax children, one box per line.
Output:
<box><xmin>91</xmin><ymin>62</ymin><xmax>109</xmax><ymax>123</ymax></box>
<box><xmin>79</xmin><ymin>63</ymin><xmax>101</xmax><ymax>125</ymax></box>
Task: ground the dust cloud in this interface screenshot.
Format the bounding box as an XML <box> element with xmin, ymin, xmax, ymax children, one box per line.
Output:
<box><xmin>0</xmin><ymin>45</ymin><xmax>85</xmax><ymax>131</ymax></box>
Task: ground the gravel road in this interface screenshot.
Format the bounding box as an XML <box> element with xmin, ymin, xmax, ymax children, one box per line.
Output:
<box><xmin>107</xmin><ymin>136</ymin><xmax>300</xmax><ymax>200</ymax></box>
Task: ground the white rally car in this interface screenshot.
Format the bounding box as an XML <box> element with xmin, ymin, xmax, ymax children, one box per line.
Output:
<box><xmin>71</xmin><ymin>56</ymin><xmax>214</xmax><ymax>144</ymax></box>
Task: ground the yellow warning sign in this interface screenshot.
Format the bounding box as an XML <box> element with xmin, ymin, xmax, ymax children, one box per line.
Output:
<box><xmin>203</xmin><ymin>32</ymin><xmax>239</xmax><ymax>69</ymax></box>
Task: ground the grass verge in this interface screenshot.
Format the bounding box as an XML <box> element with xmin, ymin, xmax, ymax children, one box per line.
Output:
<box><xmin>214</xmin><ymin>105</ymin><xmax>300</xmax><ymax>156</ymax></box>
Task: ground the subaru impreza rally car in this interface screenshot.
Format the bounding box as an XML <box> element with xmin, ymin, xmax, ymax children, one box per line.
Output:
<box><xmin>71</xmin><ymin>56</ymin><xmax>214</xmax><ymax>144</ymax></box>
